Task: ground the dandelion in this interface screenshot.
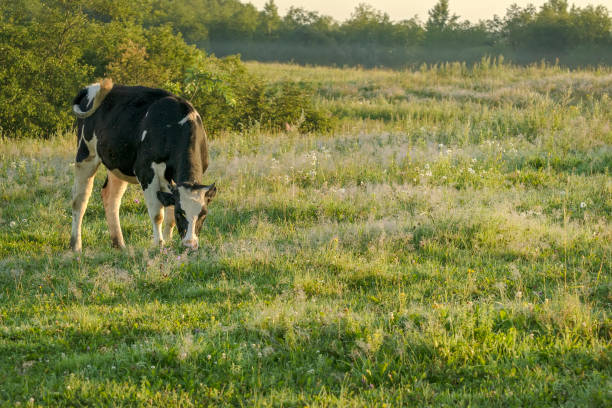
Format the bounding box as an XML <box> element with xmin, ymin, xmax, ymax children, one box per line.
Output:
<box><xmin>9</xmin><ymin>221</ymin><xmax>16</xmax><ymax>228</ymax></box>
<box><xmin>580</xmin><ymin>202</ymin><xmax>587</xmax><ymax>208</ymax></box>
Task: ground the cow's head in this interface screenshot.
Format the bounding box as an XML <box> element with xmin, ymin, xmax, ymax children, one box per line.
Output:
<box><xmin>157</xmin><ymin>182</ymin><xmax>216</xmax><ymax>249</ymax></box>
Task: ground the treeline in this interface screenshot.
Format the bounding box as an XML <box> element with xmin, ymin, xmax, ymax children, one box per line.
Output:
<box><xmin>164</xmin><ymin>0</ymin><xmax>612</xmax><ymax>67</ymax></box>
<box><xmin>143</xmin><ymin>0</ymin><xmax>611</xmax><ymax>67</ymax></box>
<box><xmin>0</xmin><ymin>0</ymin><xmax>332</xmax><ymax>137</ymax></box>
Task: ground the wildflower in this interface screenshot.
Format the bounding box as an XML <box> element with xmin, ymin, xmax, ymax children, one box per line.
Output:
<box><xmin>9</xmin><ymin>221</ymin><xmax>16</xmax><ymax>228</ymax></box>
<box><xmin>472</xmin><ymin>158</ymin><xmax>477</xmax><ymax>163</ymax></box>
<box><xmin>580</xmin><ymin>202</ymin><xmax>587</xmax><ymax>208</ymax></box>
<box><xmin>134</xmin><ymin>199</ymin><xmax>140</xmax><ymax>204</ymax></box>
<box><xmin>425</xmin><ymin>171</ymin><xmax>432</xmax><ymax>177</ymax></box>
<box><xmin>207</xmin><ymin>354</ymin><xmax>211</xmax><ymax>360</ymax></box>
<box><xmin>424</xmin><ymin>163</ymin><xmax>430</xmax><ymax>170</ymax></box>
<box><xmin>468</xmin><ymin>167</ymin><xmax>475</xmax><ymax>174</ymax></box>
<box><xmin>515</xmin><ymin>291</ymin><xmax>523</xmax><ymax>300</ymax></box>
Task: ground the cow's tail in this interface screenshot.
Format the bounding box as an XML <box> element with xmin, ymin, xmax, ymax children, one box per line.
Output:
<box><xmin>72</xmin><ymin>78</ymin><xmax>113</xmax><ymax>119</ymax></box>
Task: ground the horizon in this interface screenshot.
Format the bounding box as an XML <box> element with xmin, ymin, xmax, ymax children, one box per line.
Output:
<box><xmin>247</xmin><ymin>0</ymin><xmax>612</xmax><ymax>22</ymax></box>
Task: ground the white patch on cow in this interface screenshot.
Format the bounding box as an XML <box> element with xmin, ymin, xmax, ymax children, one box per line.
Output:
<box><xmin>83</xmin><ymin>131</ymin><xmax>98</xmax><ymax>157</ymax></box>
<box><xmin>152</xmin><ymin>162</ymin><xmax>171</xmax><ymax>192</ymax></box>
<box><xmin>85</xmin><ymin>83</ymin><xmax>101</xmax><ymax>108</ymax></box>
<box><xmin>141</xmin><ymin>130</ymin><xmax>147</xmax><ymax>142</ymax></box>
<box><xmin>142</xmin><ymin>162</ymin><xmax>169</xmax><ymax>246</ymax></box>
<box><xmin>178</xmin><ymin>186</ymin><xmax>207</xmax><ymax>248</ymax></box>
<box><xmin>73</xmin><ymin>105</ymin><xmax>85</xmax><ymax>115</ymax></box>
<box><xmin>178</xmin><ymin>111</ymin><xmax>198</xmax><ymax>126</ymax></box>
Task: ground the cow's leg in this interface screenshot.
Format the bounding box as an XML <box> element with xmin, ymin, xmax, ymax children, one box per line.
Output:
<box><xmin>142</xmin><ymin>177</ymin><xmax>165</xmax><ymax>247</ymax></box>
<box><xmin>163</xmin><ymin>206</ymin><xmax>176</xmax><ymax>241</ymax></box>
<box><xmin>70</xmin><ymin>155</ymin><xmax>100</xmax><ymax>251</ymax></box>
<box><xmin>101</xmin><ymin>172</ymin><xmax>128</xmax><ymax>248</ymax></box>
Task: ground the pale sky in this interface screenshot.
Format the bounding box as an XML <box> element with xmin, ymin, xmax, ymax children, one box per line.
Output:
<box><xmin>247</xmin><ymin>0</ymin><xmax>612</xmax><ymax>22</ymax></box>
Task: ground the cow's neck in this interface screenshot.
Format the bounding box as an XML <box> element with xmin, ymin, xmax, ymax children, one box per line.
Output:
<box><xmin>174</xmin><ymin>156</ymin><xmax>202</xmax><ymax>185</ymax></box>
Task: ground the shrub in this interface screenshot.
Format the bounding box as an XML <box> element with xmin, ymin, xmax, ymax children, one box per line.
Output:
<box><xmin>0</xmin><ymin>1</ymin><xmax>331</xmax><ymax>138</ymax></box>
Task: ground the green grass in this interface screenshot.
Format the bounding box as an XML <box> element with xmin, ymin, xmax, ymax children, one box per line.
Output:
<box><xmin>0</xmin><ymin>61</ymin><xmax>611</xmax><ymax>406</ymax></box>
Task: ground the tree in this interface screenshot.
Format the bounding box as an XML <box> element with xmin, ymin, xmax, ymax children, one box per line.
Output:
<box><xmin>425</xmin><ymin>0</ymin><xmax>458</xmax><ymax>33</ymax></box>
<box><xmin>258</xmin><ymin>0</ymin><xmax>281</xmax><ymax>38</ymax></box>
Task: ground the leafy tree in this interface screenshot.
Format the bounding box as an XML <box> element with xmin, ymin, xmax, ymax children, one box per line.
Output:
<box><xmin>258</xmin><ymin>0</ymin><xmax>281</xmax><ymax>38</ymax></box>
<box><xmin>425</xmin><ymin>0</ymin><xmax>458</xmax><ymax>33</ymax></box>
<box><xmin>342</xmin><ymin>3</ymin><xmax>395</xmax><ymax>43</ymax></box>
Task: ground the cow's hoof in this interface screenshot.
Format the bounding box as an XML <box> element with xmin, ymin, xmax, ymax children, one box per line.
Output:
<box><xmin>111</xmin><ymin>237</ymin><xmax>126</xmax><ymax>249</ymax></box>
<box><xmin>70</xmin><ymin>237</ymin><xmax>82</xmax><ymax>252</ymax></box>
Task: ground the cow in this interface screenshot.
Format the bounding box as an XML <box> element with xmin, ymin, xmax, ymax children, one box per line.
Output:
<box><xmin>70</xmin><ymin>78</ymin><xmax>216</xmax><ymax>251</ymax></box>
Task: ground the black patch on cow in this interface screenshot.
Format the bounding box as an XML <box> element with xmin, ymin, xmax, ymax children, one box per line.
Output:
<box><xmin>72</xmin><ymin>88</ymin><xmax>89</xmax><ymax>112</ymax></box>
<box><xmin>102</xmin><ymin>176</ymin><xmax>108</xmax><ymax>189</ymax></box>
<box><xmin>157</xmin><ymin>191</ymin><xmax>174</xmax><ymax>206</ymax></box>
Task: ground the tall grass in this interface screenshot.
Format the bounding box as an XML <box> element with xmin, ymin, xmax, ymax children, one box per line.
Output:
<box><xmin>0</xmin><ymin>61</ymin><xmax>610</xmax><ymax>406</ymax></box>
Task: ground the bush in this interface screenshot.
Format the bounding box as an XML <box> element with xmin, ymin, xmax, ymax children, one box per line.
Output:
<box><xmin>0</xmin><ymin>0</ymin><xmax>331</xmax><ymax>138</ymax></box>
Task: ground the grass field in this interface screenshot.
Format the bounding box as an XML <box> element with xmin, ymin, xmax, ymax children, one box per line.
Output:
<box><xmin>0</xmin><ymin>60</ymin><xmax>611</xmax><ymax>406</ymax></box>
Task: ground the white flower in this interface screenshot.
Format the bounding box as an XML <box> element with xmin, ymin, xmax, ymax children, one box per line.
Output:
<box><xmin>9</xmin><ymin>221</ymin><xmax>16</xmax><ymax>228</ymax></box>
<box><xmin>472</xmin><ymin>158</ymin><xmax>477</xmax><ymax>163</ymax></box>
<box><xmin>425</xmin><ymin>171</ymin><xmax>432</xmax><ymax>177</ymax></box>
<box><xmin>468</xmin><ymin>167</ymin><xmax>475</xmax><ymax>174</ymax></box>
<box><xmin>207</xmin><ymin>354</ymin><xmax>212</xmax><ymax>360</ymax></box>
<box><xmin>580</xmin><ymin>202</ymin><xmax>587</xmax><ymax>208</ymax></box>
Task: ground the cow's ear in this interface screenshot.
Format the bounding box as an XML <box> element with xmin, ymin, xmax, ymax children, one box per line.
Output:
<box><xmin>205</xmin><ymin>183</ymin><xmax>216</xmax><ymax>200</ymax></box>
<box><xmin>157</xmin><ymin>191</ymin><xmax>175</xmax><ymax>207</ymax></box>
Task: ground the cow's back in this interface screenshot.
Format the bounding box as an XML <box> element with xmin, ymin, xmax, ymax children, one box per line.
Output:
<box><xmin>78</xmin><ymin>85</ymin><xmax>173</xmax><ymax>177</ymax></box>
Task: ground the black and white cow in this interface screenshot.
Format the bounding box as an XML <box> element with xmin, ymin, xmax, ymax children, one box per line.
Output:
<box><xmin>70</xmin><ymin>78</ymin><xmax>216</xmax><ymax>251</ymax></box>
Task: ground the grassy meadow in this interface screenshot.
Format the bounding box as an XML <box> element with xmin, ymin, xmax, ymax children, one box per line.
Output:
<box><xmin>0</xmin><ymin>60</ymin><xmax>611</xmax><ymax>406</ymax></box>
